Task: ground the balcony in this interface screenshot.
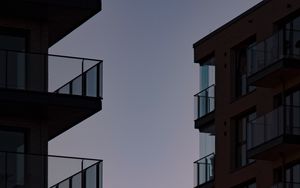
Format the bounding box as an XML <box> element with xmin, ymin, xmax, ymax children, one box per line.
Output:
<box><xmin>272</xmin><ymin>182</ymin><xmax>300</xmax><ymax>188</ymax></box>
<box><xmin>0</xmin><ymin>49</ymin><xmax>103</xmax><ymax>140</ymax></box>
<box><xmin>194</xmin><ymin>153</ymin><xmax>215</xmax><ymax>188</ymax></box>
<box><xmin>0</xmin><ymin>151</ymin><xmax>103</xmax><ymax>188</ymax></box>
<box><xmin>247</xmin><ymin>29</ymin><xmax>300</xmax><ymax>87</ymax></box>
<box><xmin>194</xmin><ymin>85</ymin><xmax>215</xmax><ymax>134</ymax></box>
<box><xmin>247</xmin><ymin>106</ymin><xmax>300</xmax><ymax>161</ymax></box>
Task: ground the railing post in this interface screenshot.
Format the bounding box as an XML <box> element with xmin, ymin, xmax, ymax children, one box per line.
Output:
<box><xmin>4</xmin><ymin>152</ymin><xmax>7</xmax><ymax>188</ymax></box>
<box><xmin>96</xmin><ymin>64</ymin><xmax>100</xmax><ymax>98</ymax></box>
<box><xmin>197</xmin><ymin>162</ymin><xmax>200</xmax><ymax>186</ymax></box>
<box><xmin>205</xmin><ymin>158</ymin><xmax>208</xmax><ymax>183</ymax></box>
<box><xmin>96</xmin><ymin>162</ymin><xmax>99</xmax><ymax>188</ymax></box>
<box><xmin>5</xmin><ymin>50</ymin><xmax>8</xmax><ymax>88</ymax></box>
<box><xmin>205</xmin><ymin>90</ymin><xmax>209</xmax><ymax>114</ymax></box>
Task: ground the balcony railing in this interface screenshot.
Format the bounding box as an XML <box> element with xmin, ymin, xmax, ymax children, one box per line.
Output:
<box><xmin>194</xmin><ymin>85</ymin><xmax>215</xmax><ymax>120</ymax></box>
<box><xmin>194</xmin><ymin>153</ymin><xmax>215</xmax><ymax>188</ymax></box>
<box><xmin>0</xmin><ymin>49</ymin><xmax>103</xmax><ymax>98</ymax></box>
<box><xmin>272</xmin><ymin>182</ymin><xmax>300</xmax><ymax>188</ymax></box>
<box><xmin>247</xmin><ymin>105</ymin><xmax>300</xmax><ymax>150</ymax></box>
<box><xmin>247</xmin><ymin>29</ymin><xmax>300</xmax><ymax>76</ymax></box>
<box><xmin>0</xmin><ymin>151</ymin><xmax>103</xmax><ymax>188</ymax></box>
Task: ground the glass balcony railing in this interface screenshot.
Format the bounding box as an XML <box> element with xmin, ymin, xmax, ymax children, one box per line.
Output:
<box><xmin>0</xmin><ymin>151</ymin><xmax>103</xmax><ymax>188</ymax></box>
<box><xmin>194</xmin><ymin>85</ymin><xmax>215</xmax><ymax>120</ymax></box>
<box><xmin>194</xmin><ymin>153</ymin><xmax>215</xmax><ymax>188</ymax></box>
<box><xmin>247</xmin><ymin>29</ymin><xmax>300</xmax><ymax>76</ymax></box>
<box><xmin>272</xmin><ymin>182</ymin><xmax>300</xmax><ymax>188</ymax></box>
<box><xmin>0</xmin><ymin>49</ymin><xmax>103</xmax><ymax>98</ymax></box>
<box><xmin>247</xmin><ymin>105</ymin><xmax>300</xmax><ymax>150</ymax></box>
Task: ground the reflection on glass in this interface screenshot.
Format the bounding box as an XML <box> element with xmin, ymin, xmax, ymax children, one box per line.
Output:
<box><xmin>72</xmin><ymin>172</ymin><xmax>82</xmax><ymax>188</ymax></box>
<box><xmin>72</xmin><ymin>76</ymin><xmax>82</xmax><ymax>96</ymax></box>
<box><xmin>86</xmin><ymin>66</ymin><xmax>97</xmax><ymax>97</ymax></box>
<box><xmin>86</xmin><ymin>165</ymin><xmax>97</xmax><ymax>188</ymax></box>
<box><xmin>58</xmin><ymin>85</ymin><xmax>70</xmax><ymax>94</ymax></box>
<box><xmin>58</xmin><ymin>179</ymin><xmax>69</xmax><ymax>188</ymax></box>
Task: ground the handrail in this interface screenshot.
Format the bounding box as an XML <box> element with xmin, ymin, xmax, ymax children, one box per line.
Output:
<box><xmin>0</xmin><ymin>48</ymin><xmax>103</xmax><ymax>62</ymax></box>
<box><xmin>194</xmin><ymin>153</ymin><xmax>215</xmax><ymax>164</ymax></box>
<box><xmin>0</xmin><ymin>150</ymin><xmax>102</xmax><ymax>162</ymax></box>
<box><xmin>194</xmin><ymin>84</ymin><xmax>215</xmax><ymax>97</ymax></box>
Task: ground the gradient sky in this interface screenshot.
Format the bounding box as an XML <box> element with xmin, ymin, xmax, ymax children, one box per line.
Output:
<box><xmin>48</xmin><ymin>1</ymin><xmax>262</xmax><ymax>188</ymax></box>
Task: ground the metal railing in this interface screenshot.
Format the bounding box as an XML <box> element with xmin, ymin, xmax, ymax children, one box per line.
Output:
<box><xmin>272</xmin><ymin>182</ymin><xmax>300</xmax><ymax>188</ymax></box>
<box><xmin>0</xmin><ymin>49</ymin><xmax>103</xmax><ymax>98</ymax></box>
<box><xmin>247</xmin><ymin>29</ymin><xmax>300</xmax><ymax>76</ymax></box>
<box><xmin>247</xmin><ymin>105</ymin><xmax>300</xmax><ymax>150</ymax></box>
<box><xmin>0</xmin><ymin>151</ymin><xmax>103</xmax><ymax>188</ymax></box>
<box><xmin>193</xmin><ymin>153</ymin><xmax>215</xmax><ymax>188</ymax></box>
<box><xmin>194</xmin><ymin>85</ymin><xmax>215</xmax><ymax>120</ymax></box>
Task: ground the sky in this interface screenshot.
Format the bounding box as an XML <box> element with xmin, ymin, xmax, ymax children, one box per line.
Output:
<box><xmin>48</xmin><ymin>0</ymin><xmax>262</xmax><ymax>188</ymax></box>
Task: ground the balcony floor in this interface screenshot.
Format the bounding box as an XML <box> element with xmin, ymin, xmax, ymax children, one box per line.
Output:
<box><xmin>195</xmin><ymin>111</ymin><xmax>215</xmax><ymax>134</ymax></box>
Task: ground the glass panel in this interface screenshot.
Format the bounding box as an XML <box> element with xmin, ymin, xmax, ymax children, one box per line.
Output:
<box><xmin>99</xmin><ymin>163</ymin><xmax>103</xmax><ymax>188</ymax></box>
<box><xmin>86</xmin><ymin>66</ymin><xmax>97</xmax><ymax>97</ymax></box>
<box><xmin>99</xmin><ymin>63</ymin><xmax>103</xmax><ymax>98</ymax></box>
<box><xmin>86</xmin><ymin>165</ymin><xmax>97</xmax><ymax>188</ymax></box>
<box><xmin>293</xmin><ymin>164</ymin><xmax>300</xmax><ymax>183</ymax></box>
<box><xmin>58</xmin><ymin>84</ymin><xmax>70</xmax><ymax>94</ymax></box>
<box><xmin>58</xmin><ymin>179</ymin><xmax>70</xmax><ymax>188</ymax></box>
<box><xmin>72</xmin><ymin>76</ymin><xmax>82</xmax><ymax>96</ymax></box>
<box><xmin>71</xmin><ymin>172</ymin><xmax>82</xmax><ymax>188</ymax></box>
<box><xmin>7</xmin><ymin>51</ymin><xmax>26</xmax><ymax>90</ymax></box>
<box><xmin>7</xmin><ymin>153</ymin><xmax>24</xmax><ymax>188</ymax></box>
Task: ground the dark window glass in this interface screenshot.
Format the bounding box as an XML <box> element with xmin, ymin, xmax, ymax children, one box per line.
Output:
<box><xmin>0</xmin><ymin>34</ymin><xmax>26</xmax><ymax>90</ymax></box>
<box><xmin>232</xmin><ymin>41</ymin><xmax>255</xmax><ymax>98</ymax></box>
<box><xmin>234</xmin><ymin>112</ymin><xmax>256</xmax><ymax>168</ymax></box>
<box><xmin>0</xmin><ymin>129</ymin><xmax>25</xmax><ymax>188</ymax></box>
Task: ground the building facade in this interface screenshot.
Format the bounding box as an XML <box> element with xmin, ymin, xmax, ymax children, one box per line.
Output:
<box><xmin>194</xmin><ymin>0</ymin><xmax>300</xmax><ymax>187</ymax></box>
<box><xmin>0</xmin><ymin>0</ymin><xmax>103</xmax><ymax>187</ymax></box>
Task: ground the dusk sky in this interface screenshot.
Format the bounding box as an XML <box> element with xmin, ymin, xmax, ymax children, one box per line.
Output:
<box><xmin>49</xmin><ymin>0</ymin><xmax>262</xmax><ymax>188</ymax></box>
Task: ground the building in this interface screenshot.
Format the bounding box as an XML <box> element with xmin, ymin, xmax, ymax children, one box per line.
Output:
<box><xmin>193</xmin><ymin>0</ymin><xmax>300</xmax><ymax>187</ymax></box>
<box><xmin>0</xmin><ymin>0</ymin><xmax>103</xmax><ymax>187</ymax></box>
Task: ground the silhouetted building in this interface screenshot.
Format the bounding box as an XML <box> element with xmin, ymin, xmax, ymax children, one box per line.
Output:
<box><xmin>193</xmin><ymin>0</ymin><xmax>300</xmax><ymax>187</ymax></box>
<box><xmin>0</xmin><ymin>0</ymin><xmax>103</xmax><ymax>187</ymax></box>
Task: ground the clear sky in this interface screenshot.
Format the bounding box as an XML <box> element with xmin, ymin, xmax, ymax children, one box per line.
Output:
<box><xmin>49</xmin><ymin>0</ymin><xmax>262</xmax><ymax>188</ymax></box>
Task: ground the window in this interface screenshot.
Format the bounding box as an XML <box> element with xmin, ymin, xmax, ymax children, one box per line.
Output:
<box><xmin>232</xmin><ymin>111</ymin><xmax>256</xmax><ymax>169</ymax></box>
<box><xmin>231</xmin><ymin>38</ymin><xmax>255</xmax><ymax>99</ymax></box>
<box><xmin>0</xmin><ymin>29</ymin><xmax>27</xmax><ymax>90</ymax></box>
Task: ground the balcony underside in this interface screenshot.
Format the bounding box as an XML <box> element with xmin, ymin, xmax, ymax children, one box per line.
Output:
<box><xmin>195</xmin><ymin>111</ymin><xmax>215</xmax><ymax>134</ymax></box>
<box><xmin>248</xmin><ymin>58</ymin><xmax>300</xmax><ymax>88</ymax></box>
<box><xmin>0</xmin><ymin>0</ymin><xmax>101</xmax><ymax>47</ymax></box>
<box><xmin>0</xmin><ymin>88</ymin><xmax>102</xmax><ymax>140</ymax></box>
<box><xmin>195</xmin><ymin>180</ymin><xmax>214</xmax><ymax>188</ymax></box>
<box><xmin>248</xmin><ymin>135</ymin><xmax>300</xmax><ymax>161</ymax></box>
